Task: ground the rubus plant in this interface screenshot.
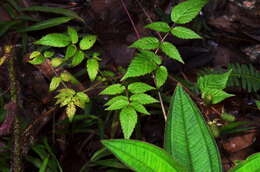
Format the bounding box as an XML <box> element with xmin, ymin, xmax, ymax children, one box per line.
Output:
<box><xmin>29</xmin><ymin>26</ymin><xmax>100</xmax><ymax>121</ymax></box>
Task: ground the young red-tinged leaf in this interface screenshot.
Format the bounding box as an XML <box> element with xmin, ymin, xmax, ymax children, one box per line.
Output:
<box><xmin>171</xmin><ymin>26</ymin><xmax>201</xmax><ymax>39</ymax></box>
<box><xmin>145</xmin><ymin>22</ymin><xmax>171</xmax><ymax>32</ymax></box>
<box><xmin>34</xmin><ymin>33</ymin><xmax>71</xmax><ymax>47</ymax></box>
<box><xmin>67</xmin><ymin>26</ymin><xmax>78</xmax><ymax>44</ymax></box>
<box><xmin>71</xmin><ymin>50</ymin><xmax>85</xmax><ymax>67</ymax></box>
<box><xmin>128</xmin><ymin>82</ymin><xmax>155</xmax><ymax>94</ymax></box>
<box><xmin>101</xmin><ymin>139</ymin><xmax>185</xmax><ymax>172</ymax></box>
<box><xmin>155</xmin><ymin>66</ymin><xmax>168</xmax><ymax>88</ymax></box>
<box><xmin>79</xmin><ymin>35</ymin><xmax>97</xmax><ymax>50</ymax></box>
<box><xmin>100</xmin><ymin>84</ymin><xmax>126</xmax><ymax>95</ymax></box>
<box><xmin>119</xmin><ymin>106</ymin><xmax>137</xmax><ymax>139</ymax></box>
<box><xmin>49</xmin><ymin>77</ymin><xmax>62</xmax><ymax>92</ymax></box>
<box><xmin>130</xmin><ymin>93</ymin><xmax>159</xmax><ymax>105</ymax></box>
<box><xmin>160</xmin><ymin>42</ymin><xmax>184</xmax><ymax>63</ymax></box>
<box><xmin>87</xmin><ymin>58</ymin><xmax>99</xmax><ymax>81</ymax></box>
<box><xmin>129</xmin><ymin>37</ymin><xmax>160</xmax><ymax>50</ymax></box>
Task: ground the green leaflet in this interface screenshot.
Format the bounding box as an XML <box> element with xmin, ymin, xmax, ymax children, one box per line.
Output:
<box><xmin>67</xmin><ymin>26</ymin><xmax>78</xmax><ymax>44</ymax></box>
<box><xmin>130</xmin><ymin>101</ymin><xmax>150</xmax><ymax>115</ymax></box>
<box><xmin>79</xmin><ymin>35</ymin><xmax>97</xmax><ymax>50</ymax></box>
<box><xmin>49</xmin><ymin>77</ymin><xmax>61</xmax><ymax>92</ymax></box>
<box><xmin>171</xmin><ymin>26</ymin><xmax>201</xmax><ymax>39</ymax></box>
<box><xmin>155</xmin><ymin>66</ymin><xmax>168</xmax><ymax>88</ymax></box>
<box><xmin>128</xmin><ymin>82</ymin><xmax>155</xmax><ymax>94</ymax></box>
<box><xmin>34</xmin><ymin>33</ymin><xmax>71</xmax><ymax>47</ymax></box>
<box><xmin>71</xmin><ymin>50</ymin><xmax>85</xmax><ymax>67</ymax></box>
<box><xmin>17</xmin><ymin>17</ymin><xmax>73</xmax><ymax>32</ymax></box>
<box><xmin>66</xmin><ymin>103</ymin><xmax>76</xmax><ymax>121</ymax></box>
<box><xmin>145</xmin><ymin>22</ymin><xmax>170</xmax><ymax>32</ymax></box>
<box><xmin>87</xmin><ymin>58</ymin><xmax>99</xmax><ymax>81</ymax></box>
<box><xmin>101</xmin><ymin>139</ymin><xmax>185</xmax><ymax>172</ymax></box>
<box><xmin>202</xmin><ymin>88</ymin><xmax>234</xmax><ymax>104</ymax></box>
<box><xmin>164</xmin><ymin>85</ymin><xmax>222</xmax><ymax>172</ymax></box>
<box><xmin>120</xmin><ymin>106</ymin><xmax>137</xmax><ymax>139</ymax></box>
<box><xmin>160</xmin><ymin>42</ymin><xmax>184</xmax><ymax>63</ymax></box>
<box><xmin>129</xmin><ymin>37</ymin><xmax>160</xmax><ymax>50</ymax></box>
<box><xmin>105</xmin><ymin>100</ymin><xmax>129</xmax><ymax>111</ymax></box>
<box><xmin>130</xmin><ymin>93</ymin><xmax>158</xmax><ymax>105</ymax></box>
<box><xmin>105</xmin><ymin>96</ymin><xmax>128</xmax><ymax>106</ymax></box>
<box><xmin>229</xmin><ymin>153</ymin><xmax>260</xmax><ymax>172</ymax></box>
<box><xmin>65</xmin><ymin>45</ymin><xmax>77</xmax><ymax>59</ymax></box>
<box><xmin>99</xmin><ymin>84</ymin><xmax>126</xmax><ymax>95</ymax></box>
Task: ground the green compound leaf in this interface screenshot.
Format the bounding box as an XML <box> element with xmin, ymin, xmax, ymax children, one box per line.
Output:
<box><xmin>160</xmin><ymin>42</ymin><xmax>184</xmax><ymax>63</ymax></box>
<box><xmin>106</xmin><ymin>99</ymin><xmax>129</xmax><ymax>111</ymax></box>
<box><xmin>34</xmin><ymin>33</ymin><xmax>71</xmax><ymax>47</ymax></box>
<box><xmin>87</xmin><ymin>58</ymin><xmax>99</xmax><ymax>81</ymax></box>
<box><xmin>122</xmin><ymin>52</ymin><xmax>158</xmax><ymax>80</ymax></box>
<box><xmin>129</xmin><ymin>37</ymin><xmax>160</xmax><ymax>50</ymax></box>
<box><xmin>79</xmin><ymin>35</ymin><xmax>97</xmax><ymax>50</ymax></box>
<box><xmin>119</xmin><ymin>106</ymin><xmax>138</xmax><ymax>139</ymax></box>
<box><xmin>229</xmin><ymin>153</ymin><xmax>260</xmax><ymax>172</ymax></box>
<box><xmin>155</xmin><ymin>66</ymin><xmax>168</xmax><ymax>88</ymax></box>
<box><xmin>164</xmin><ymin>85</ymin><xmax>222</xmax><ymax>172</ymax></box>
<box><xmin>128</xmin><ymin>82</ymin><xmax>155</xmax><ymax>94</ymax></box>
<box><xmin>130</xmin><ymin>101</ymin><xmax>150</xmax><ymax>115</ymax></box>
<box><xmin>67</xmin><ymin>26</ymin><xmax>78</xmax><ymax>44</ymax></box>
<box><xmin>65</xmin><ymin>44</ymin><xmax>77</xmax><ymax>59</ymax></box>
<box><xmin>202</xmin><ymin>88</ymin><xmax>234</xmax><ymax>104</ymax></box>
<box><xmin>171</xmin><ymin>0</ymin><xmax>208</xmax><ymax>24</ymax></box>
<box><xmin>171</xmin><ymin>26</ymin><xmax>201</xmax><ymax>39</ymax></box>
<box><xmin>101</xmin><ymin>139</ymin><xmax>185</xmax><ymax>172</ymax></box>
<box><xmin>18</xmin><ymin>17</ymin><xmax>73</xmax><ymax>32</ymax></box>
<box><xmin>105</xmin><ymin>96</ymin><xmax>128</xmax><ymax>106</ymax></box>
<box><xmin>145</xmin><ymin>22</ymin><xmax>171</xmax><ymax>33</ymax></box>
<box><xmin>130</xmin><ymin>93</ymin><xmax>159</xmax><ymax>105</ymax></box>
<box><xmin>100</xmin><ymin>84</ymin><xmax>126</xmax><ymax>95</ymax></box>
<box><xmin>71</xmin><ymin>50</ymin><xmax>85</xmax><ymax>67</ymax></box>
<box><xmin>49</xmin><ymin>76</ymin><xmax>62</xmax><ymax>92</ymax></box>
<box><xmin>198</xmin><ymin>70</ymin><xmax>232</xmax><ymax>92</ymax></box>
<box><xmin>66</xmin><ymin>103</ymin><xmax>76</xmax><ymax>122</ymax></box>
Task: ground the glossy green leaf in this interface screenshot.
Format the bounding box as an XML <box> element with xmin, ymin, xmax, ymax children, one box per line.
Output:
<box><xmin>65</xmin><ymin>44</ymin><xmax>77</xmax><ymax>59</ymax></box>
<box><xmin>49</xmin><ymin>77</ymin><xmax>61</xmax><ymax>92</ymax></box>
<box><xmin>34</xmin><ymin>33</ymin><xmax>71</xmax><ymax>47</ymax></box>
<box><xmin>164</xmin><ymin>85</ymin><xmax>222</xmax><ymax>172</ymax></box>
<box><xmin>171</xmin><ymin>26</ymin><xmax>201</xmax><ymax>39</ymax></box>
<box><xmin>129</xmin><ymin>37</ymin><xmax>160</xmax><ymax>50</ymax></box>
<box><xmin>128</xmin><ymin>82</ymin><xmax>155</xmax><ymax>94</ymax></box>
<box><xmin>130</xmin><ymin>93</ymin><xmax>158</xmax><ymax>105</ymax></box>
<box><xmin>229</xmin><ymin>153</ymin><xmax>260</xmax><ymax>172</ymax></box>
<box><xmin>100</xmin><ymin>84</ymin><xmax>126</xmax><ymax>95</ymax></box>
<box><xmin>139</xmin><ymin>50</ymin><xmax>162</xmax><ymax>65</ymax></box>
<box><xmin>79</xmin><ymin>35</ymin><xmax>97</xmax><ymax>50</ymax></box>
<box><xmin>87</xmin><ymin>58</ymin><xmax>99</xmax><ymax>81</ymax></box>
<box><xmin>106</xmin><ymin>100</ymin><xmax>129</xmax><ymax>111</ymax></box>
<box><xmin>101</xmin><ymin>139</ymin><xmax>185</xmax><ymax>172</ymax></box>
<box><xmin>145</xmin><ymin>22</ymin><xmax>171</xmax><ymax>32</ymax></box>
<box><xmin>130</xmin><ymin>101</ymin><xmax>150</xmax><ymax>115</ymax></box>
<box><xmin>155</xmin><ymin>66</ymin><xmax>168</xmax><ymax>88</ymax></box>
<box><xmin>17</xmin><ymin>17</ymin><xmax>73</xmax><ymax>32</ymax></box>
<box><xmin>171</xmin><ymin>0</ymin><xmax>208</xmax><ymax>24</ymax></box>
<box><xmin>160</xmin><ymin>42</ymin><xmax>184</xmax><ymax>63</ymax></box>
<box><xmin>202</xmin><ymin>88</ymin><xmax>234</xmax><ymax>104</ymax></box>
<box><xmin>105</xmin><ymin>96</ymin><xmax>128</xmax><ymax>106</ymax></box>
<box><xmin>71</xmin><ymin>50</ymin><xmax>85</xmax><ymax>67</ymax></box>
<box><xmin>21</xmin><ymin>6</ymin><xmax>84</xmax><ymax>22</ymax></box>
<box><xmin>119</xmin><ymin>106</ymin><xmax>138</xmax><ymax>139</ymax></box>
<box><xmin>67</xmin><ymin>26</ymin><xmax>78</xmax><ymax>44</ymax></box>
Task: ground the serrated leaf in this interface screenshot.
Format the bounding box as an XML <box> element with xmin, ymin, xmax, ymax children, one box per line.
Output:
<box><xmin>66</xmin><ymin>103</ymin><xmax>76</xmax><ymax>122</ymax></box>
<box><xmin>49</xmin><ymin>77</ymin><xmax>61</xmax><ymax>91</ymax></box>
<box><xmin>119</xmin><ymin>106</ymin><xmax>137</xmax><ymax>139</ymax></box>
<box><xmin>202</xmin><ymin>88</ymin><xmax>234</xmax><ymax>104</ymax></box>
<box><xmin>130</xmin><ymin>93</ymin><xmax>158</xmax><ymax>105</ymax></box>
<box><xmin>171</xmin><ymin>26</ymin><xmax>201</xmax><ymax>39</ymax></box>
<box><xmin>106</xmin><ymin>100</ymin><xmax>129</xmax><ymax>111</ymax></box>
<box><xmin>198</xmin><ymin>70</ymin><xmax>232</xmax><ymax>92</ymax></box>
<box><xmin>100</xmin><ymin>84</ymin><xmax>126</xmax><ymax>95</ymax></box>
<box><xmin>105</xmin><ymin>96</ymin><xmax>128</xmax><ymax>106</ymax></box>
<box><xmin>164</xmin><ymin>85</ymin><xmax>222</xmax><ymax>172</ymax></box>
<box><xmin>30</xmin><ymin>51</ymin><xmax>41</xmax><ymax>59</ymax></box>
<box><xmin>21</xmin><ymin>6</ymin><xmax>84</xmax><ymax>22</ymax></box>
<box><xmin>128</xmin><ymin>82</ymin><xmax>155</xmax><ymax>94</ymax></box>
<box><xmin>79</xmin><ymin>35</ymin><xmax>97</xmax><ymax>50</ymax></box>
<box><xmin>129</xmin><ymin>37</ymin><xmax>159</xmax><ymax>50</ymax></box>
<box><xmin>71</xmin><ymin>50</ymin><xmax>85</xmax><ymax>67</ymax></box>
<box><xmin>29</xmin><ymin>56</ymin><xmax>45</xmax><ymax>65</ymax></box>
<box><xmin>17</xmin><ymin>17</ymin><xmax>73</xmax><ymax>32</ymax></box>
<box><xmin>101</xmin><ymin>139</ymin><xmax>185</xmax><ymax>172</ymax></box>
<box><xmin>60</xmin><ymin>72</ymin><xmax>79</xmax><ymax>85</ymax></box>
<box><xmin>87</xmin><ymin>58</ymin><xmax>99</xmax><ymax>81</ymax></box>
<box><xmin>160</xmin><ymin>42</ymin><xmax>184</xmax><ymax>63</ymax></box>
<box><xmin>171</xmin><ymin>0</ymin><xmax>208</xmax><ymax>24</ymax></box>
<box><xmin>138</xmin><ymin>50</ymin><xmax>162</xmax><ymax>65</ymax></box>
<box><xmin>65</xmin><ymin>44</ymin><xmax>77</xmax><ymax>59</ymax></box>
<box><xmin>67</xmin><ymin>26</ymin><xmax>78</xmax><ymax>44</ymax></box>
<box><xmin>145</xmin><ymin>22</ymin><xmax>170</xmax><ymax>32</ymax></box>
<box><xmin>229</xmin><ymin>153</ymin><xmax>260</xmax><ymax>172</ymax></box>
<box><xmin>130</xmin><ymin>101</ymin><xmax>150</xmax><ymax>115</ymax></box>
<box><xmin>75</xmin><ymin>92</ymin><xmax>89</xmax><ymax>103</ymax></box>
<box><xmin>34</xmin><ymin>33</ymin><xmax>71</xmax><ymax>47</ymax></box>
<box><xmin>155</xmin><ymin>66</ymin><xmax>168</xmax><ymax>88</ymax></box>
<box><xmin>122</xmin><ymin>53</ymin><xmax>158</xmax><ymax>80</ymax></box>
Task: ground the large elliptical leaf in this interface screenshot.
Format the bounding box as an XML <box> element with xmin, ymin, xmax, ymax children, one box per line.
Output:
<box><xmin>164</xmin><ymin>85</ymin><xmax>222</xmax><ymax>172</ymax></box>
<box><xmin>102</xmin><ymin>139</ymin><xmax>185</xmax><ymax>172</ymax></box>
<box><xmin>229</xmin><ymin>153</ymin><xmax>260</xmax><ymax>172</ymax></box>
